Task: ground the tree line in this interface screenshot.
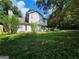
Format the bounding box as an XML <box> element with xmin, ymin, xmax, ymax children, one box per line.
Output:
<box><xmin>36</xmin><ymin>0</ymin><xmax>79</xmax><ymax>30</ymax></box>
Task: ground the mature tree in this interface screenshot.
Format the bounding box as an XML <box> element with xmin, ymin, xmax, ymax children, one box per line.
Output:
<box><xmin>1</xmin><ymin>15</ymin><xmax>19</xmax><ymax>34</ymax></box>
<box><xmin>10</xmin><ymin>15</ymin><xmax>20</xmax><ymax>33</ymax></box>
<box><xmin>0</xmin><ymin>0</ymin><xmax>21</xmax><ymax>33</ymax></box>
<box><xmin>36</xmin><ymin>0</ymin><xmax>71</xmax><ymax>15</ymax></box>
<box><xmin>37</xmin><ymin>0</ymin><xmax>79</xmax><ymax>29</ymax></box>
<box><xmin>36</xmin><ymin>0</ymin><xmax>72</xmax><ymax>28</ymax></box>
<box><xmin>0</xmin><ymin>0</ymin><xmax>12</xmax><ymax>14</ymax></box>
<box><xmin>0</xmin><ymin>0</ymin><xmax>21</xmax><ymax>16</ymax></box>
<box><xmin>12</xmin><ymin>6</ymin><xmax>22</xmax><ymax>17</ymax></box>
<box><xmin>63</xmin><ymin>0</ymin><xmax>79</xmax><ymax>29</ymax></box>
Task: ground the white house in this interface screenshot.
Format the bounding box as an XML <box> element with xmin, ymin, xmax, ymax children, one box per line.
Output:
<box><xmin>17</xmin><ymin>18</ymin><xmax>27</xmax><ymax>32</ymax></box>
<box><xmin>25</xmin><ymin>10</ymin><xmax>47</xmax><ymax>32</ymax></box>
<box><xmin>7</xmin><ymin>9</ymin><xmax>47</xmax><ymax>32</ymax></box>
<box><xmin>17</xmin><ymin>10</ymin><xmax>47</xmax><ymax>32</ymax></box>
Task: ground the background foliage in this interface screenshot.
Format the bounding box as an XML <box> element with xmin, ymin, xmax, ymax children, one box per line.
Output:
<box><xmin>36</xmin><ymin>0</ymin><xmax>79</xmax><ymax>30</ymax></box>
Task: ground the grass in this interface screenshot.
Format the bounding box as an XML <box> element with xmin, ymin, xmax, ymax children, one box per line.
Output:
<box><xmin>0</xmin><ymin>31</ymin><xmax>79</xmax><ymax>59</ymax></box>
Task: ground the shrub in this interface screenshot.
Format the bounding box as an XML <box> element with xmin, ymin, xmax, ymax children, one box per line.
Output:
<box><xmin>30</xmin><ymin>23</ymin><xmax>39</xmax><ymax>32</ymax></box>
<box><xmin>1</xmin><ymin>15</ymin><xmax>20</xmax><ymax>34</ymax></box>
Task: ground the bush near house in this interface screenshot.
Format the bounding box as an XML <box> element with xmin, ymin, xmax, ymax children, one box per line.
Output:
<box><xmin>1</xmin><ymin>15</ymin><xmax>20</xmax><ymax>34</ymax></box>
<box><xmin>0</xmin><ymin>31</ymin><xmax>79</xmax><ymax>59</ymax></box>
<box><xmin>30</xmin><ymin>23</ymin><xmax>39</xmax><ymax>32</ymax></box>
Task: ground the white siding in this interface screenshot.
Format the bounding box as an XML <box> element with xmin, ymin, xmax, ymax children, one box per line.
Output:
<box><xmin>29</xmin><ymin>12</ymin><xmax>40</xmax><ymax>24</ymax></box>
<box><xmin>17</xmin><ymin>25</ymin><xmax>26</xmax><ymax>32</ymax></box>
<box><xmin>17</xmin><ymin>11</ymin><xmax>47</xmax><ymax>32</ymax></box>
<box><xmin>26</xmin><ymin>25</ymin><xmax>32</xmax><ymax>32</ymax></box>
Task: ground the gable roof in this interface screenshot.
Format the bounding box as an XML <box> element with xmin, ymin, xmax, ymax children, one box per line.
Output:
<box><xmin>26</xmin><ymin>9</ymin><xmax>44</xmax><ymax>18</ymax></box>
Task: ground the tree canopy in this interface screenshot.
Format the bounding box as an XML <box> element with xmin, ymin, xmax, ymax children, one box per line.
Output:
<box><xmin>0</xmin><ymin>0</ymin><xmax>21</xmax><ymax>16</ymax></box>
<box><xmin>36</xmin><ymin>0</ymin><xmax>79</xmax><ymax>30</ymax></box>
<box><xmin>0</xmin><ymin>0</ymin><xmax>21</xmax><ymax>34</ymax></box>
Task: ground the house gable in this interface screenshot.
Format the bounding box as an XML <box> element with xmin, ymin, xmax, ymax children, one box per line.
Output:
<box><xmin>29</xmin><ymin>12</ymin><xmax>42</xmax><ymax>23</ymax></box>
<box><xmin>25</xmin><ymin>10</ymin><xmax>44</xmax><ymax>23</ymax></box>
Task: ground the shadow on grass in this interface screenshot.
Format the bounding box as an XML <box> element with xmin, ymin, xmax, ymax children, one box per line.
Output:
<box><xmin>0</xmin><ymin>31</ymin><xmax>79</xmax><ymax>59</ymax></box>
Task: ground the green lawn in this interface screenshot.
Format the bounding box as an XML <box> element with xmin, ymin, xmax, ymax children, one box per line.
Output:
<box><xmin>0</xmin><ymin>31</ymin><xmax>79</xmax><ymax>59</ymax></box>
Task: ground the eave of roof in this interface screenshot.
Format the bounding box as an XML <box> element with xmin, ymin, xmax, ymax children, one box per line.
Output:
<box><xmin>27</xmin><ymin>9</ymin><xmax>45</xmax><ymax>19</ymax></box>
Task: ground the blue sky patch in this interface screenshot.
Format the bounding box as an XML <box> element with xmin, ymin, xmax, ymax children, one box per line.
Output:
<box><xmin>11</xmin><ymin>0</ymin><xmax>52</xmax><ymax>18</ymax></box>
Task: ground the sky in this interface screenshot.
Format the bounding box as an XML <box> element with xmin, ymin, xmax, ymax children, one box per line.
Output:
<box><xmin>11</xmin><ymin>0</ymin><xmax>52</xmax><ymax>18</ymax></box>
